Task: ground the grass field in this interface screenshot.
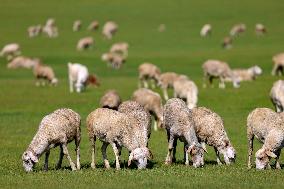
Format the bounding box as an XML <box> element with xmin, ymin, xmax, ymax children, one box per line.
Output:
<box><xmin>1</xmin><ymin>0</ymin><xmax>284</xmax><ymax>188</ymax></box>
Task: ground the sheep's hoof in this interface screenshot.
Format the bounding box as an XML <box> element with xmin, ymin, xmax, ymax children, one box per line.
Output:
<box><xmin>276</xmin><ymin>163</ymin><xmax>281</xmax><ymax>170</ymax></box>
<box><xmin>91</xmin><ymin>163</ymin><xmax>96</xmax><ymax>169</ymax></box>
<box><xmin>165</xmin><ymin>160</ymin><xmax>172</xmax><ymax>165</ymax></box>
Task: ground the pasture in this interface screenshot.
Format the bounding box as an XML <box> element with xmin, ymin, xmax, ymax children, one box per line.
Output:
<box><xmin>0</xmin><ymin>0</ymin><xmax>284</xmax><ymax>188</ymax></box>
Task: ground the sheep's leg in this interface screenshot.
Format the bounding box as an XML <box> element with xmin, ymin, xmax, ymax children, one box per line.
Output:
<box><xmin>172</xmin><ymin>138</ymin><xmax>177</xmax><ymax>163</ymax></box>
<box><xmin>56</xmin><ymin>145</ymin><xmax>64</xmax><ymax>169</ymax></box>
<box><xmin>75</xmin><ymin>129</ymin><xmax>81</xmax><ymax>170</ymax></box>
<box><xmin>209</xmin><ymin>76</ymin><xmax>214</xmax><ymax>88</ymax></box>
<box><xmin>165</xmin><ymin>133</ymin><xmax>174</xmax><ymax>165</ymax></box>
<box><xmin>247</xmin><ymin>132</ymin><xmax>254</xmax><ymax>169</ymax></box>
<box><xmin>69</xmin><ymin>77</ymin><xmax>74</xmax><ymax>93</ymax></box>
<box><xmin>101</xmin><ymin>142</ymin><xmax>110</xmax><ymax>169</ymax></box>
<box><xmin>90</xmin><ymin>137</ymin><xmax>96</xmax><ymax>169</ymax></box>
<box><xmin>44</xmin><ymin>149</ymin><xmax>50</xmax><ymax>171</ymax></box>
<box><xmin>203</xmin><ymin>74</ymin><xmax>208</xmax><ymax>88</ymax></box>
<box><xmin>214</xmin><ymin>147</ymin><xmax>222</xmax><ymax>165</ymax></box>
<box><xmin>111</xmin><ymin>143</ymin><xmax>121</xmax><ymax>170</ymax></box>
<box><xmin>184</xmin><ymin>143</ymin><xmax>189</xmax><ymax>165</ymax></box>
<box><xmin>271</xmin><ymin>65</ymin><xmax>277</xmax><ymax>76</ymax></box>
<box><xmin>143</xmin><ymin>80</ymin><xmax>149</xmax><ymax>88</ymax></box>
<box><xmin>163</xmin><ymin>88</ymin><xmax>169</xmax><ymax>101</ymax></box>
<box><xmin>62</xmin><ymin>143</ymin><xmax>77</xmax><ymax>171</ymax></box>
<box><xmin>153</xmin><ymin>120</ymin><xmax>158</xmax><ymax>131</ymax></box>
<box><xmin>219</xmin><ymin>77</ymin><xmax>225</xmax><ymax>89</ymax></box>
<box><xmin>275</xmin><ymin>149</ymin><xmax>281</xmax><ymax>169</ymax></box>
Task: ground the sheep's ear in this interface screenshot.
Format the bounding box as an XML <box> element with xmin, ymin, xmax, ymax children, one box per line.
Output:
<box><xmin>223</xmin><ymin>140</ymin><xmax>230</xmax><ymax>147</ymax></box>
<box><xmin>201</xmin><ymin>143</ymin><xmax>208</xmax><ymax>153</ymax></box>
<box><xmin>128</xmin><ymin>153</ymin><xmax>134</xmax><ymax>166</ymax></box>
<box><xmin>266</xmin><ymin>151</ymin><xmax>277</xmax><ymax>158</ymax></box>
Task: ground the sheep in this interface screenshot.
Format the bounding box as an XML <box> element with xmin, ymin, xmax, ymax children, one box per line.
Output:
<box><xmin>7</xmin><ymin>56</ymin><xmax>40</xmax><ymax>69</ymax></box>
<box><xmin>87</xmin><ymin>20</ymin><xmax>99</xmax><ymax>31</ymax></box>
<box><xmin>42</xmin><ymin>18</ymin><xmax>58</xmax><ymax>38</ymax></box>
<box><xmin>22</xmin><ymin>108</ymin><xmax>81</xmax><ymax>172</ymax></box>
<box><xmin>270</xmin><ymin>80</ymin><xmax>284</xmax><ymax>112</ymax></box>
<box><xmin>200</xmin><ymin>24</ymin><xmax>212</xmax><ymax>37</ymax></box>
<box><xmin>77</xmin><ymin>37</ymin><xmax>94</xmax><ymax>51</ymax></box>
<box><xmin>110</xmin><ymin>42</ymin><xmax>129</xmax><ymax>58</ymax></box>
<box><xmin>191</xmin><ymin>107</ymin><xmax>236</xmax><ymax>165</ymax></box>
<box><xmin>101</xmin><ymin>52</ymin><xmax>125</xmax><ymax>69</ymax></box>
<box><xmin>247</xmin><ymin>108</ymin><xmax>284</xmax><ymax>169</ymax></box>
<box><xmin>102</xmin><ymin>21</ymin><xmax>118</xmax><ymax>39</ymax></box>
<box><xmin>33</xmin><ymin>62</ymin><xmax>58</xmax><ymax>86</ymax></box>
<box><xmin>73</xmin><ymin>20</ymin><xmax>82</xmax><ymax>32</ymax></box>
<box><xmin>86</xmin><ymin>108</ymin><xmax>152</xmax><ymax>170</ymax></box>
<box><xmin>173</xmin><ymin>78</ymin><xmax>198</xmax><ymax>109</ymax></box>
<box><xmin>163</xmin><ymin>98</ymin><xmax>206</xmax><ymax>167</ymax></box>
<box><xmin>27</xmin><ymin>25</ymin><xmax>42</xmax><ymax>37</ymax></box>
<box><xmin>158</xmin><ymin>24</ymin><xmax>166</xmax><ymax>32</ymax></box>
<box><xmin>255</xmin><ymin>23</ymin><xmax>266</xmax><ymax>35</ymax></box>
<box><xmin>0</xmin><ymin>43</ymin><xmax>21</xmax><ymax>60</ymax></box>
<box><xmin>68</xmin><ymin>62</ymin><xmax>99</xmax><ymax>93</ymax></box>
<box><xmin>138</xmin><ymin>63</ymin><xmax>161</xmax><ymax>89</ymax></box>
<box><xmin>272</xmin><ymin>53</ymin><xmax>284</xmax><ymax>76</ymax></box>
<box><xmin>100</xmin><ymin>90</ymin><xmax>121</xmax><ymax>110</ymax></box>
<box><xmin>202</xmin><ymin>59</ymin><xmax>240</xmax><ymax>89</ymax></box>
<box><xmin>227</xmin><ymin>66</ymin><xmax>262</xmax><ymax>82</ymax></box>
<box><xmin>132</xmin><ymin>88</ymin><xmax>163</xmax><ymax>131</ymax></box>
<box><xmin>230</xmin><ymin>23</ymin><xmax>246</xmax><ymax>37</ymax></box>
<box><xmin>222</xmin><ymin>36</ymin><xmax>233</xmax><ymax>49</ymax></box>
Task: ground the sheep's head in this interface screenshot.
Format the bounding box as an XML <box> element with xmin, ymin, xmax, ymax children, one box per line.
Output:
<box><xmin>22</xmin><ymin>151</ymin><xmax>38</xmax><ymax>172</ymax></box>
<box><xmin>51</xmin><ymin>78</ymin><xmax>58</xmax><ymax>86</ymax></box>
<box><xmin>255</xmin><ymin>148</ymin><xmax>276</xmax><ymax>170</ymax></box>
<box><xmin>250</xmin><ymin>66</ymin><xmax>262</xmax><ymax>76</ymax></box>
<box><xmin>128</xmin><ymin>147</ymin><xmax>153</xmax><ymax>169</ymax></box>
<box><xmin>187</xmin><ymin>143</ymin><xmax>206</xmax><ymax>168</ymax></box>
<box><xmin>219</xmin><ymin>140</ymin><xmax>236</xmax><ymax>165</ymax></box>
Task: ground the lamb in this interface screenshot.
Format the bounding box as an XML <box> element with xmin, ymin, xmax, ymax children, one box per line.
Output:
<box><xmin>22</xmin><ymin>108</ymin><xmax>81</xmax><ymax>172</ymax></box>
<box><xmin>228</xmin><ymin>66</ymin><xmax>262</xmax><ymax>81</ymax></box>
<box><xmin>200</xmin><ymin>24</ymin><xmax>212</xmax><ymax>37</ymax></box>
<box><xmin>138</xmin><ymin>63</ymin><xmax>161</xmax><ymax>89</ymax></box>
<box><xmin>7</xmin><ymin>56</ymin><xmax>40</xmax><ymax>69</ymax></box>
<box><xmin>33</xmin><ymin>62</ymin><xmax>58</xmax><ymax>86</ymax></box>
<box><xmin>73</xmin><ymin>20</ymin><xmax>82</xmax><ymax>32</ymax></box>
<box><xmin>68</xmin><ymin>62</ymin><xmax>99</xmax><ymax>93</ymax></box>
<box><xmin>272</xmin><ymin>53</ymin><xmax>284</xmax><ymax>76</ymax></box>
<box><xmin>255</xmin><ymin>23</ymin><xmax>266</xmax><ymax>35</ymax></box>
<box><xmin>86</xmin><ymin>108</ymin><xmax>152</xmax><ymax>170</ymax></box>
<box><xmin>247</xmin><ymin>108</ymin><xmax>284</xmax><ymax>169</ymax></box>
<box><xmin>28</xmin><ymin>25</ymin><xmax>42</xmax><ymax>37</ymax></box>
<box><xmin>270</xmin><ymin>80</ymin><xmax>284</xmax><ymax>112</ymax></box>
<box><xmin>0</xmin><ymin>43</ymin><xmax>21</xmax><ymax>60</ymax></box>
<box><xmin>202</xmin><ymin>59</ymin><xmax>240</xmax><ymax>89</ymax></box>
<box><xmin>77</xmin><ymin>37</ymin><xmax>94</xmax><ymax>51</ymax></box>
<box><xmin>230</xmin><ymin>23</ymin><xmax>246</xmax><ymax>36</ymax></box>
<box><xmin>110</xmin><ymin>42</ymin><xmax>129</xmax><ymax>58</ymax></box>
<box><xmin>132</xmin><ymin>88</ymin><xmax>163</xmax><ymax>131</ymax></box>
<box><xmin>101</xmin><ymin>52</ymin><xmax>125</xmax><ymax>69</ymax></box>
<box><xmin>102</xmin><ymin>21</ymin><xmax>118</xmax><ymax>39</ymax></box>
<box><xmin>192</xmin><ymin>107</ymin><xmax>236</xmax><ymax>165</ymax></box>
<box><xmin>163</xmin><ymin>98</ymin><xmax>206</xmax><ymax>167</ymax></box>
<box><xmin>87</xmin><ymin>20</ymin><xmax>99</xmax><ymax>31</ymax></box>
<box><xmin>222</xmin><ymin>36</ymin><xmax>233</xmax><ymax>49</ymax></box>
<box><xmin>173</xmin><ymin>78</ymin><xmax>198</xmax><ymax>109</ymax></box>
<box><xmin>100</xmin><ymin>89</ymin><xmax>121</xmax><ymax>110</ymax></box>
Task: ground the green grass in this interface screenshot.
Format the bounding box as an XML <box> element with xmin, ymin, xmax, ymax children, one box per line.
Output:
<box><xmin>1</xmin><ymin>0</ymin><xmax>284</xmax><ymax>188</ymax></box>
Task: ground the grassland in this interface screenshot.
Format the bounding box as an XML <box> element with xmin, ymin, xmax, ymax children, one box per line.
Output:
<box><xmin>0</xmin><ymin>0</ymin><xmax>284</xmax><ymax>188</ymax></box>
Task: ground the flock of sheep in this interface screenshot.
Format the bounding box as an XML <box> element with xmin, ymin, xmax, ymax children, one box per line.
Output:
<box><xmin>1</xmin><ymin>18</ymin><xmax>284</xmax><ymax>172</ymax></box>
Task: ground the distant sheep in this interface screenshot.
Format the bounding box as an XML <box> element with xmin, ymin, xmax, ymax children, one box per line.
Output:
<box><xmin>33</xmin><ymin>62</ymin><xmax>58</xmax><ymax>86</ymax></box>
<box><xmin>7</xmin><ymin>56</ymin><xmax>40</xmax><ymax>69</ymax></box>
<box><xmin>102</xmin><ymin>21</ymin><xmax>118</xmax><ymax>39</ymax></box>
<box><xmin>138</xmin><ymin>63</ymin><xmax>161</xmax><ymax>89</ymax></box>
<box><xmin>225</xmin><ymin>66</ymin><xmax>262</xmax><ymax>82</ymax></box>
<box><xmin>230</xmin><ymin>23</ymin><xmax>246</xmax><ymax>36</ymax></box>
<box><xmin>101</xmin><ymin>52</ymin><xmax>125</xmax><ymax>69</ymax></box>
<box><xmin>272</xmin><ymin>53</ymin><xmax>284</xmax><ymax>76</ymax></box>
<box><xmin>222</xmin><ymin>36</ymin><xmax>233</xmax><ymax>49</ymax></box>
<box><xmin>270</xmin><ymin>80</ymin><xmax>284</xmax><ymax>112</ymax></box>
<box><xmin>200</xmin><ymin>24</ymin><xmax>212</xmax><ymax>37</ymax></box>
<box><xmin>0</xmin><ymin>43</ymin><xmax>21</xmax><ymax>60</ymax></box>
<box><xmin>77</xmin><ymin>37</ymin><xmax>94</xmax><ymax>51</ymax></box>
<box><xmin>42</xmin><ymin>18</ymin><xmax>58</xmax><ymax>38</ymax></box>
<box><xmin>73</xmin><ymin>20</ymin><xmax>82</xmax><ymax>32</ymax></box>
<box><xmin>255</xmin><ymin>23</ymin><xmax>266</xmax><ymax>35</ymax></box>
<box><xmin>100</xmin><ymin>90</ymin><xmax>121</xmax><ymax>110</ymax></box>
<box><xmin>87</xmin><ymin>20</ymin><xmax>99</xmax><ymax>31</ymax></box>
<box><xmin>110</xmin><ymin>42</ymin><xmax>129</xmax><ymax>57</ymax></box>
<box><xmin>28</xmin><ymin>25</ymin><xmax>42</xmax><ymax>37</ymax></box>
<box><xmin>158</xmin><ymin>24</ymin><xmax>166</xmax><ymax>32</ymax></box>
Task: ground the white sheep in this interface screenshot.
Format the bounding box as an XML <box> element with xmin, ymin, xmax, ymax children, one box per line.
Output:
<box><xmin>247</xmin><ymin>108</ymin><xmax>284</xmax><ymax>169</ymax></box>
<box><xmin>138</xmin><ymin>63</ymin><xmax>161</xmax><ymax>89</ymax></box>
<box><xmin>158</xmin><ymin>24</ymin><xmax>166</xmax><ymax>32</ymax></box>
<box><xmin>222</xmin><ymin>36</ymin><xmax>233</xmax><ymax>49</ymax></box>
<box><xmin>272</xmin><ymin>53</ymin><xmax>284</xmax><ymax>76</ymax></box>
<box><xmin>200</xmin><ymin>24</ymin><xmax>212</xmax><ymax>37</ymax></box>
<box><xmin>87</xmin><ymin>20</ymin><xmax>99</xmax><ymax>31</ymax></box>
<box><xmin>102</xmin><ymin>21</ymin><xmax>118</xmax><ymax>39</ymax></box>
<box><xmin>230</xmin><ymin>23</ymin><xmax>246</xmax><ymax>37</ymax></box>
<box><xmin>76</xmin><ymin>37</ymin><xmax>94</xmax><ymax>51</ymax></box>
<box><xmin>22</xmin><ymin>108</ymin><xmax>81</xmax><ymax>172</ymax></box>
<box><xmin>42</xmin><ymin>18</ymin><xmax>58</xmax><ymax>38</ymax></box>
<box><xmin>0</xmin><ymin>43</ymin><xmax>21</xmax><ymax>60</ymax></box>
<box><xmin>86</xmin><ymin>108</ymin><xmax>152</xmax><ymax>170</ymax></box>
<box><xmin>101</xmin><ymin>52</ymin><xmax>125</xmax><ymax>69</ymax></box>
<box><xmin>33</xmin><ymin>62</ymin><xmax>58</xmax><ymax>86</ymax></box>
<box><xmin>27</xmin><ymin>25</ymin><xmax>42</xmax><ymax>37</ymax></box>
<box><xmin>110</xmin><ymin>42</ymin><xmax>129</xmax><ymax>58</ymax></box>
<box><xmin>192</xmin><ymin>107</ymin><xmax>236</xmax><ymax>165</ymax></box>
<box><xmin>73</xmin><ymin>20</ymin><xmax>82</xmax><ymax>32</ymax></box>
<box><xmin>100</xmin><ymin>89</ymin><xmax>121</xmax><ymax>110</ymax></box>
<box><xmin>227</xmin><ymin>66</ymin><xmax>262</xmax><ymax>82</ymax></box>
<box><xmin>255</xmin><ymin>23</ymin><xmax>266</xmax><ymax>35</ymax></box>
<box><xmin>7</xmin><ymin>56</ymin><xmax>40</xmax><ymax>69</ymax></box>
<box><xmin>270</xmin><ymin>80</ymin><xmax>284</xmax><ymax>112</ymax></box>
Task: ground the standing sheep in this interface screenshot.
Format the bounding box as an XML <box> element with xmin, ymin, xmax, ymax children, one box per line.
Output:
<box><xmin>270</xmin><ymin>80</ymin><xmax>284</xmax><ymax>112</ymax></box>
<box><xmin>110</xmin><ymin>42</ymin><xmax>129</xmax><ymax>58</ymax></box>
<box><xmin>22</xmin><ymin>108</ymin><xmax>81</xmax><ymax>172</ymax></box>
<box><xmin>73</xmin><ymin>20</ymin><xmax>82</xmax><ymax>32</ymax></box>
<box><xmin>255</xmin><ymin>23</ymin><xmax>266</xmax><ymax>35</ymax></box>
<box><xmin>200</xmin><ymin>24</ymin><xmax>212</xmax><ymax>37</ymax></box>
<box><xmin>27</xmin><ymin>25</ymin><xmax>42</xmax><ymax>37</ymax></box>
<box><xmin>42</xmin><ymin>18</ymin><xmax>58</xmax><ymax>38</ymax></box>
<box><xmin>192</xmin><ymin>107</ymin><xmax>236</xmax><ymax>165</ymax></box>
<box><xmin>138</xmin><ymin>63</ymin><xmax>161</xmax><ymax>89</ymax></box>
<box><xmin>101</xmin><ymin>52</ymin><xmax>125</xmax><ymax>69</ymax></box>
<box><xmin>230</xmin><ymin>23</ymin><xmax>246</xmax><ymax>37</ymax></box>
<box><xmin>0</xmin><ymin>43</ymin><xmax>21</xmax><ymax>60</ymax></box>
<box><xmin>7</xmin><ymin>56</ymin><xmax>40</xmax><ymax>69</ymax></box>
<box><xmin>247</xmin><ymin>108</ymin><xmax>284</xmax><ymax>169</ymax></box>
<box><xmin>163</xmin><ymin>98</ymin><xmax>206</xmax><ymax>167</ymax></box>
<box><xmin>77</xmin><ymin>37</ymin><xmax>94</xmax><ymax>51</ymax></box>
<box><xmin>102</xmin><ymin>21</ymin><xmax>118</xmax><ymax>39</ymax></box>
<box><xmin>33</xmin><ymin>62</ymin><xmax>58</xmax><ymax>86</ymax></box>
<box><xmin>222</xmin><ymin>36</ymin><xmax>233</xmax><ymax>49</ymax></box>
<box><xmin>87</xmin><ymin>20</ymin><xmax>99</xmax><ymax>31</ymax></box>
<box><xmin>272</xmin><ymin>53</ymin><xmax>284</xmax><ymax>76</ymax></box>
<box><xmin>132</xmin><ymin>88</ymin><xmax>163</xmax><ymax>131</ymax></box>
<box><xmin>86</xmin><ymin>108</ymin><xmax>152</xmax><ymax>170</ymax></box>
<box><xmin>100</xmin><ymin>90</ymin><xmax>121</xmax><ymax>110</ymax></box>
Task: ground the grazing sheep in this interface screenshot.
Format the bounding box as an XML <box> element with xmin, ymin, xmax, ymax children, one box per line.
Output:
<box><xmin>222</xmin><ymin>36</ymin><xmax>233</xmax><ymax>49</ymax></box>
<box><xmin>22</xmin><ymin>108</ymin><xmax>81</xmax><ymax>172</ymax></box>
<box><xmin>227</xmin><ymin>66</ymin><xmax>262</xmax><ymax>82</ymax></box>
<box><xmin>28</xmin><ymin>25</ymin><xmax>42</xmax><ymax>37</ymax></box>
<box><xmin>247</xmin><ymin>108</ymin><xmax>284</xmax><ymax>169</ymax></box>
<box><xmin>86</xmin><ymin>108</ymin><xmax>152</xmax><ymax>170</ymax></box>
<box><xmin>100</xmin><ymin>90</ymin><xmax>121</xmax><ymax>110</ymax></box>
<box><xmin>255</xmin><ymin>23</ymin><xmax>266</xmax><ymax>35</ymax></box>
<box><xmin>73</xmin><ymin>20</ymin><xmax>82</xmax><ymax>32</ymax></box>
<box><xmin>202</xmin><ymin>59</ymin><xmax>240</xmax><ymax>89</ymax></box>
<box><xmin>192</xmin><ymin>107</ymin><xmax>236</xmax><ymax>165</ymax></box>
<box><xmin>163</xmin><ymin>98</ymin><xmax>206</xmax><ymax>167</ymax></box>
<box><xmin>173</xmin><ymin>78</ymin><xmax>198</xmax><ymax>109</ymax></box>
<box><xmin>200</xmin><ymin>24</ymin><xmax>212</xmax><ymax>37</ymax></box>
<box><xmin>158</xmin><ymin>24</ymin><xmax>166</xmax><ymax>32</ymax></box>
<box><xmin>42</xmin><ymin>18</ymin><xmax>58</xmax><ymax>38</ymax></box>
<box><xmin>110</xmin><ymin>42</ymin><xmax>129</xmax><ymax>58</ymax></box>
<box><xmin>138</xmin><ymin>63</ymin><xmax>161</xmax><ymax>89</ymax></box>
<box><xmin>7</xmin><ymin>56</ymin><xmax>40</xmax><ymax>69</ymax></box>
<box><xmin>230</xmin><ymin>23</ymin><xmax>246</xmax><ymax>36</ymax></box>
<box><xmin>272</xmin><ymin>53</ymin><xmax>284</xmax><ymax>76</ymax></box>
<box><xmin>101</xmin><ymin>52</ymin><xmax>125</xmax><ymax>69</ymax></box>
<box><xmin>0</xmin><ymin>43</ymin><xmax>21</xmax><ymax>60</ymax></box>
<box><xmin>33</xmin><ymin>62</ymin><xmax>58</xmax><ymax>86</ymax></box>
<box><xmin>87</xmin><ymin>20</ymin><xmax>99</xmax><ymax>31</ymax></box>
<box><xmin>102</xmin><ymin>21</ymin><xmax>118</xmax><ymax>39</ymax></box>
<box><xmin>132</xmin><ymin>88</ymin><xmax>163</xmax><ymax>131</ymax></box>
<box><xmin>77</xmin><ymin>37</ymin><xmax>94</xmax><ymax>51</ymax></box>
<box><xmin>270</xmin><ymin>80</ymin><xmax>284</xmax><ymax>112</ymax></box>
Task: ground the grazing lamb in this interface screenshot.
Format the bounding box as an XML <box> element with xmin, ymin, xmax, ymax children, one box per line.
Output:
<box><xmin>28</xmin><ymin>25</ymin><xmax>42</xmax><ymax>37</ymax></box>
<box><xmin>22</xmin><ymin>108</ymin><xmax>81</xmax><ymax>172</ymax></box>
<box><xmin>255</xmin><ymin>23</ymin><xmax>266</xmax><ymax>35</ymax></box>
<box><xmin>100</xmin><ymin>90</ymin><xmax>121</xmax><ymax>110</ymax></box>
<box><xmin>138</xmin><ymin>63</ymin><xmax>161</xmax><ymax>89</ymax></box>
<box><xmin>272</xmin><ymin>53</ymin><xmax>284</xmax><ymax>76</ymax></box>
<box><xmin>247</xmin><ymin>108</ymin><xmax>284</xmax><ymax>169</ymax></box>
<box><xmin>101</xmin><ymin>52</ymin><xmax>125</xmax><ymax>69</ymax></box>
<box><xmin>222</xmin><ymin>36</ymin><xmax>233</xmax><ymax>49</ymax></box>
<box><xmin>270</xmin><ymin>80</ymin><xmax>284</xmax><ymax>112</ymax></box>
<box><xmin>132</xmin><ymin>88</ymin><xmax>163</xmax><ymax>131</ymax></box>
<box><xmin>230</xmin><ymin>23</ymin><xmax>246</xmax><ymax>36</ymax></box>
<box><xmin>228</xmin><ymin>66</ymin><xmax>262</xmax><ymax>81</ymax></box>
<box><xmin>73</xmin><ymin>20</ymin><xmax>82</xmax><ymax>32</ymax></box>
<box><xmin>173</xmin><ymin>78</ymin><xmax>198</xmax><ymax>109</ymax></box>
<box><xmin>7</xmin><ymin>56</ymin><xmax>40</xmax><ymax>69</ymax></box>
<box><xmin>102</xmin><ymin>21</ymin><xmax>118</xmax><ymax>39</ymax></box>
<box><xmin>33</xmin><ymin>62</ymin><xmax>58</xmax><ymax>86</ymax></box>
<box><xmin>87</xmin><ymin>20</ymin><xmax>99</xmax><ymax>31</ymax></box>
<box><xmin>86</xmin><ymin>108</ymin><xmax>152</xmax><ymax>170</ymax></box>
<box><xmin>110</xmin><ymin>42</ymin><xmax>129</xmax><ymax>58</ymax></box>
<box><xmin>200</xmin><ymin>24</ymin><xmax>212</xmax><ymax>37</ymax></box>
<box><xmin>77</xmin><ymin>37</ymin><xmax>94</xmax><ymax>51</ymax></box>
<box><xmin>202</xmin><ymin>59</ymin><xmax>240</xmax><ymax>89</ymax></box>
<box><xmin>163</xmin><ymin>98</ymin><xmax>206</xmax><ymax>167</ymax></box>
<box><xmin>192</xmin><ymin>107</ymin><xmax>236</xmax><ymax>165</ymax></box>
<box><xmin>0</xmin><ymin>43</ymin><xmax>21</xmax><ymax>60</ymax></box>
